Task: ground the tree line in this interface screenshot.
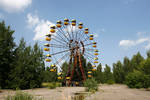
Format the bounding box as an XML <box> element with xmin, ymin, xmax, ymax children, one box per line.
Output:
<box><xmin>0</xmin><ymin>21</ymin><xmax>45</xmax><ymax>89</ymax></box>
<box><xmin>0</xmin><ymin>21</ymin><xmax>150</xmax><ymax>89</ymax></box>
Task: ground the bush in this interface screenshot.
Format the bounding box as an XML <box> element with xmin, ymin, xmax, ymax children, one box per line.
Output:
<box><xmin>41</xmin><ymin>82</ymin><xmax>62</xmax><ymax>89</ymax></box>
<box><xmin>125</xmin><ymin>70</ymin><xmax>150</xmax><ymax>88</ymax></box>
<box><xmin>106</xmin><ymin>80</ymin><xmax>115</xmax><ymax>85</ymax></box>
<box><xmin>5</xmin><ymin>91</ymin><xmax>42</xmax><ymax>100</ymax></box>
<box><xmin>83</xmin><ymin>78</ymin><xmax>98</xmax><ymax>92</ymax></box>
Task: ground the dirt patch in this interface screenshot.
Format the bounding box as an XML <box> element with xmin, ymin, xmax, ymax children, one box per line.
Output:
<box><xmin>85</xmin><ymin>84</ymin><xmax>150</xmax><ymax>100</ymax></box>
<box><xmin>0</xmin><ymin>84</ymin><xmax>150</xmax><ymax>100</ymax></box>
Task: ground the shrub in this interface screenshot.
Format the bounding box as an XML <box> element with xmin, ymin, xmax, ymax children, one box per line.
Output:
<box><xmin>106</xmin><ymin>80</ymin><xmax>115</xmax><ymax>85</ymax></box>
<box><xmin>83</xmin><ymin>78</ymin><xmax>98</xmax><ymax>92</ymax></box>
<box><xmin>41</xmin><ymin>82</ymin><xmax>62</xmax><ymax>89</ymax></box>
<box><xmin>125</xmin><ymin>70</ymin><xmax>150</xmax><ymax>88</ymax></box>
<box><xmin>5</xmin><ymin>91</ymin><xmax>42</xmax><ymax>100</ymax></box>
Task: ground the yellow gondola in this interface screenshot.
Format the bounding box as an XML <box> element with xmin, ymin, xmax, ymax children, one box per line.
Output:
<box><xmin>75</xmin><ymin>82</ymin><xmax>79</xmax><ymax>85</ymax></box>
<box><xmin>57</xmin><ymin>77</ymin><xmax>62</xmax><ymax>80</ymax></box>
<box><xmin>89</xmin><ymin>37</ymin><xmax>93</xmax><ymax>40</ymax></box>
<box><xmin>93</xmin><ymin>45</ymin><xmax>97</xmax><ymax>48</ymax></box>
<box><xmin>94</xmin><ymin>61</ymin><xmax>98</xmax><ymax>63</ymax></box>
<box><xmin>56</xmin><ymin>20</ymin><xmax>62</xmax><ymax>28</ymax></box>
<box><xmin>56</xmin><ymin>24</ymin><xmax>61</xmax><ymax>28</ymax></box>
<box><xmin>46</xmin><ymin>33</ymin><xmax>51</xmax><ymax>37</ymax></box>
<box><xmin>90</xmin><ymin>34</ymin><xmax>94</xmax><ymax>37</ymax></box>
<box><xmin>45</xmin><ymin>37</ymin><xmax>51</xmax><ymax>41</ymax></box>
<box><xmin>44</xmin><ymin>43</ymin><xmax>50</xmax><ymax>47</ymax></box>
<box><xmin>94</xmin><ymin>53</ymin><xmax>99</xmax><ymax>55</ymax></box>
<box><xmin>44</xmin><ymin>48</ymin><xmax>50</xmax><ymax>51</ymax></box>
<box><xmin>46</xmin><ymin>54</ymin><xmax>51</xmax><ymax>57</ymax></box>
<box><xmin>45</xmin><ymin>59</ymin><xmax>51</xmax><ymax>62</ymax></box>
<box><xmin>92</xmin><ymin>65</ymin><xmax>96</xmax><ymax>67</ymax></box>
<box><xmin>84</xmin><ymin>28</ymin><xmax>89</xmax><ymax>34</ymax></box>
<box><xmin>88</xmin><ymin>75</ymin><xmax>92</xmax><ymax>77</ymax></box>
<box><xmin>88</xmin><ymin>71</ymin><xmax>92</xmax><ymax>74</ymax></box>
<box><xmin>51</xmin><ymin>64</ymin><xmax>55</xmax><ymax>67</ymax></box>
<box><xmin>85</xmin><ymin>31</ymin><xmax>88</xmax><ymax>34</ymax></box>
<box><xmin>78</xmin><ymin>22</ymin><xmax>83</xmax><ymax>29</ymax></box>
<box><xmin>50</xmin><ymin>69</ymin><xmax>55</xmax><ymax>72</ymax></box>
<box><xmin>93</xmin><ymin>42</ymin><xmax>97</xmax><ymax>44</ymax></box>
<box><xmin>94</xmin><ymin>49</ymin><xmax>98</xmax><ymax>52</ymax></box>
<box><xmin>71</xmin><ymin>19</ymin><xmax>76</xmax><ymax>26</ymax></box>
<box><xmin>64</xmin><ymin>18</ymin><xmax>69</xmax><ymax>25</ymax></box>
<box><xmin>57</xmin><ymin>72</ymin><xmax>62</xmax><ymax>75</ymax></box>
<box><xmin>92</xmin><ymin>69</ymin><xmax>96</xmax><ymax>71</ymax></box>
<box><xmin>50</xmin><ymin>29</ymin><xmax>55</xmax><ymax>33</ymax></box>
<box><xmin>94</xmin><ymin>57</ymin><xmax>98</xmax><ymax>60</ymax></box>
<box><xmin>50</xmin><ymin>26</ymin><xmax>56</xmax><ymax>33</ymax></box>
<box><xmin>66</xmin><ymin>77</ymin><xmax>70</xmax><ymax>80</ymax></box>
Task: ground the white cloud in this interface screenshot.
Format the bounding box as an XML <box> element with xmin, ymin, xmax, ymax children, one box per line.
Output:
<box><xmin>119</xmin><ymin>40</ymin><xmax>135</xmax><ymax>47</ymax></box>
<box><xmin>119</xmin><ymin>38</ymin><xmax>149</xmax><ymax>48</ymax></box>
<box><xmin>27</xmin><ymin>13</ymin><xmax>39</xmax><ymax>28</ymax></box>
<box><xmin>0</xmin><ymin>0</ymin><xmax>32</xmax><ymax>12</ymax></box>
<box><xmin>33</xmin><ymin>20</ymin><xmax>54</xmax><ymax>40</ymax></box>
<box><xmin>136</xmin><ymin>38</ymin><xmax>149</xmax><ymax>44</ymax></box>
<box><xmin>26</xmin><ymin>13</ymin><xmax>54</xmax><ymax>41</ymax></box>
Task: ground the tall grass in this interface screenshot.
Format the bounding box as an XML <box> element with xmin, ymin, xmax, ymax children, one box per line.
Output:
<box><xmin>41</xmin><ymin>82</ymin><xmax>62</xmax><ymax>89</ymax></box>
<box><xmin>5</xmin><ymin>91</ymin><xmax>43</xmax><ymax>100</ymax></box>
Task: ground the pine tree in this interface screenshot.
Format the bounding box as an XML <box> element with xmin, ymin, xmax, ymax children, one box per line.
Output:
<box><xmin>0</xmin><ymin>21</ymin><xmax>15</xmax><ymax>88</ymax></box>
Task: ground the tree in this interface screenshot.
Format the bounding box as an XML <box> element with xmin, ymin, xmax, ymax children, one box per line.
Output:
<box><xmin>95</xmin><ymin>63</ymin><xmax>104</xmax><ymax>83</ymax></box>
<box><xmin>8</xmin><ymin>39</ymin><xmax>45</xmax><ymax>89</ymax></box>
<box><xmin>0</xmin><ymin>21</ymin><xmax>15</xmax><ymax>88</ymax></box>
<box><xmin>130</xmin><ymin>52</ymin><xmax>144</xmax><ymax>71</ymax></box>
<box><xmin>123</xmin><ymin>57</ymin><xmax>131</xmax><ymax>76</ymax></box>
<box><xmin>103</xmin><ymin>64</ymin><xmax>113</xmax><ymax>83</ymax></box>
<box><xmin>140</xmin><ymin>58</ymin><xmax>150</xmax><ymax>75</ymax></box>
<box><xmin>146</xmin><ymin>50</ymin><xmax>150</xmax><ymax>58</ymax></box>
<box><xmin>113</xmin><ymin>61</ymin><xmax>125</xmax><ymax>83</ymax></box>
<box><xmin>126</xmin><ymin>70</ymin><xmax>150</xmax><ymax>88</ymax></box>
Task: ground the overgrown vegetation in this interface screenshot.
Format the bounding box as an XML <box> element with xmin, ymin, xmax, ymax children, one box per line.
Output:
<box><xmin>84</xmin><ymin>78</ymin><xmax>98</xmax><ymax>92</ymax></box>
<box><xmin>5</xmin><ymin>91</ymin><xmax>43</xmax><ymax>100</ymax></box>
<box><xmin>41</xmin><ymin>82</ymin><xmax>62</xmax><ymax>89</ymax></box>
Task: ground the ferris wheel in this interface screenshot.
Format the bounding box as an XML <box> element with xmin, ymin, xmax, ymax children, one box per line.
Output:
<box><xmin>44</xmin><ymin>18</ymin><xmax>99</xmax><ymax>85</ymax></box>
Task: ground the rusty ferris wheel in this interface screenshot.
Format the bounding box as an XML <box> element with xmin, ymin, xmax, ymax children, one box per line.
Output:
<box><xmin>44</xmin><ymin>18</ymin><xmax>99</xmax><ymax>86</ymax></box>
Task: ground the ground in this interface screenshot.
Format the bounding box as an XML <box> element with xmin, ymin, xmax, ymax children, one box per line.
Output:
<box><xmin>0</xmin><ymin>84</ymin><xmax>150</xmax><ymax>100</ymax></box>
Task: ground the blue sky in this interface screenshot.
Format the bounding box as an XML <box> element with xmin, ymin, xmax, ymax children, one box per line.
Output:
<box><xmin>0</xmin><ymin>0</ymin><xmax>150</xmax><ymax>68</ymax></box>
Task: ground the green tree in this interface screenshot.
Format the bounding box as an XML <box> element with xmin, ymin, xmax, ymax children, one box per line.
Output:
<box><xmin>103</xmin><ymin>64</ymin><xmax>113</xmax><ymax>83</ymax></box>
<box><xmin>95</xmin><ymin>63</ymin><xmax>104</xmax><ymax>83</ymax></box>
<box><xmin>8</xmin><ymin>39</ymin><xmax>45</xmax><ymax>89</ymax></box>
<box><xmin>113</xmin><ymin>61</ymin><xmax>125</xmax><ymax>83</ymax></box>
<box><xmin>140</xmin><ymin>58</ymin><xmax>150</xmax><ymax>75</ymax></box>
<box><xmin>130</xmin><ymin>52</ymin><xmax>144</xmax><ymax>71</ymax></box>
<box><xmin>126</xmin><ymin>70</ymin><xmax>150</xmax><ymax>88</ymax></box>
<box><xmin>43</xmin><ymin>67</ymin><xmax>57</xmax><ymax>82</ymax></box>
<box><xmin>0</xmin><ymin>21</ymin><xmax>15</xmax><ymax>88</ymax></box>
<box><xmin>123</xmin><ymin>57</ymin><xmax>131</xmax><ymax>76</ymax></box>
<box><xmin>146</xmin><ymin>50</ymin><xmax>150</xmax><ymax>58</ymax></box>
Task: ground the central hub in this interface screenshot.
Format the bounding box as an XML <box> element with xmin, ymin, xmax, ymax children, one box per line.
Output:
<box><xmin>69</xmin><ymin>40</ymin><xmax>84</xmax><ymax>55</ymax></box>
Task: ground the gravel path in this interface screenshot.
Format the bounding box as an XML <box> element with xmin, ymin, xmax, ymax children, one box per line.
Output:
<box><xmin>0</xmin><ymin>84</ymin><xmax>150</xmax><ymax>100</ymax></box>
